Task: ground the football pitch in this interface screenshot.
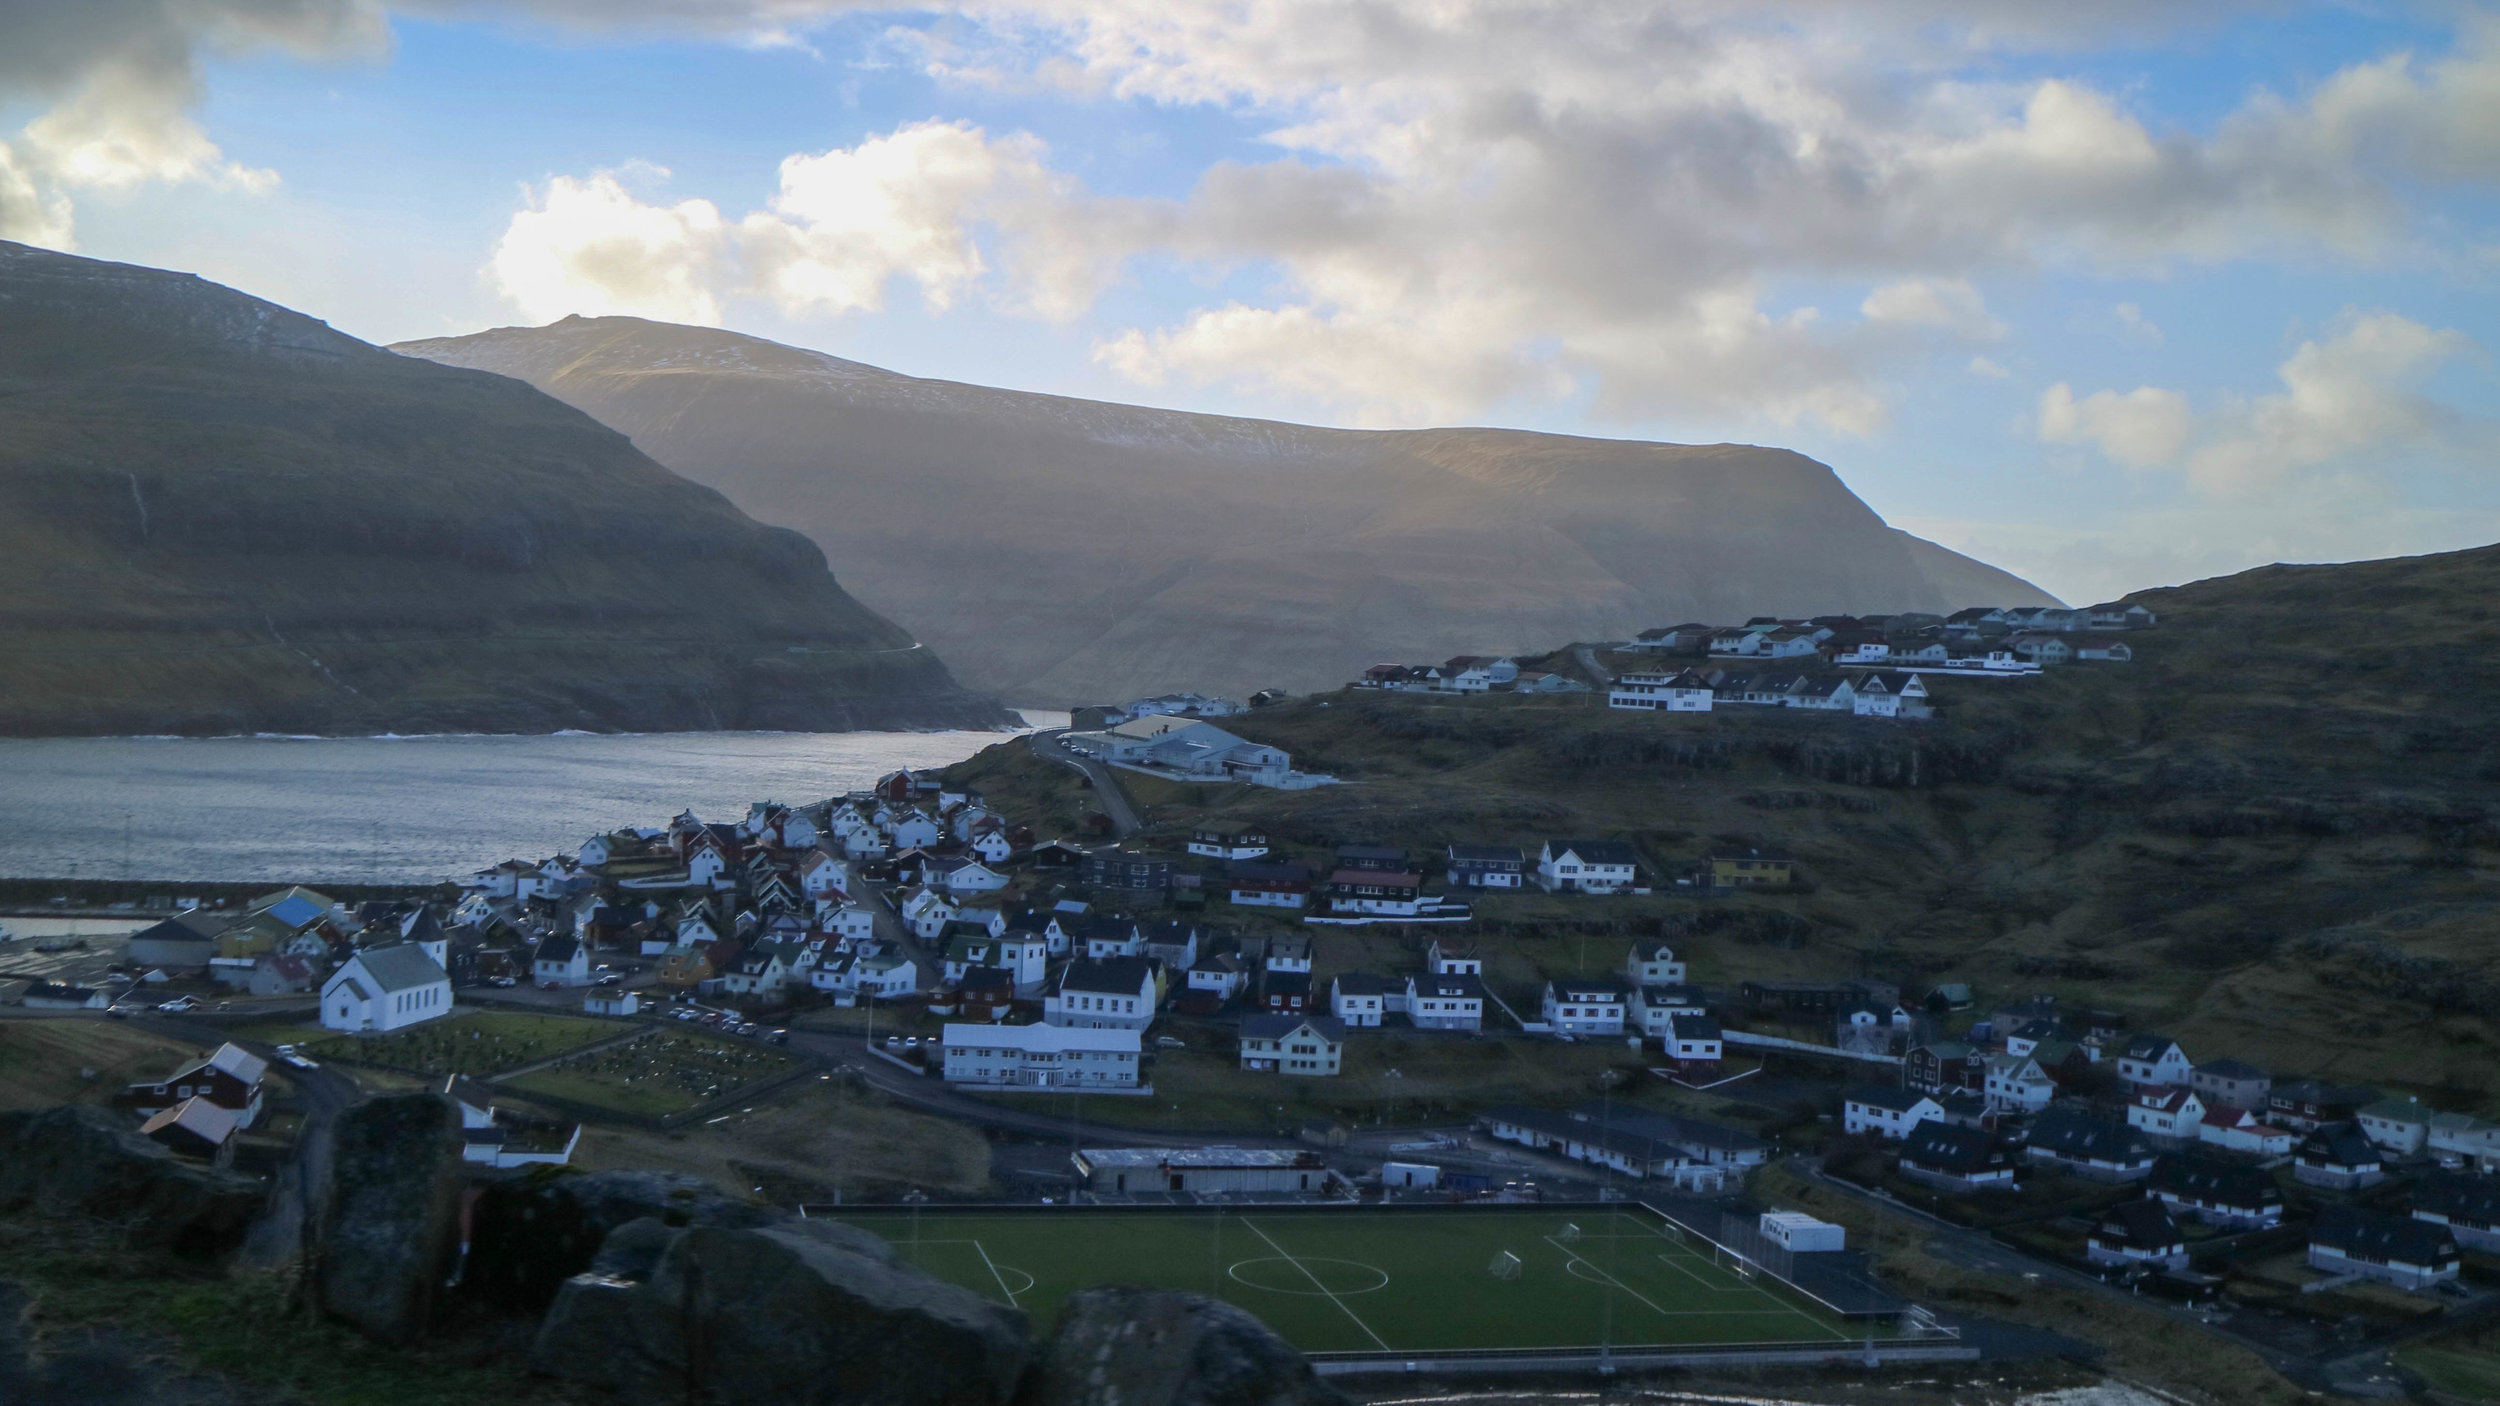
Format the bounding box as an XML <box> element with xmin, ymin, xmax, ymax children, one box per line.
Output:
<box><xmin>820</xmin><ymin>1206</ymin><xmax>1876</xmax><ymax>1355</ymax></box>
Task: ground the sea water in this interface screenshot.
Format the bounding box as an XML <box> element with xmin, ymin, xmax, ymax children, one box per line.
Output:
<box><xmin>0</xmin><ymin>723</ymin><xmax>1053</xmax><ymax>886</ymax></box>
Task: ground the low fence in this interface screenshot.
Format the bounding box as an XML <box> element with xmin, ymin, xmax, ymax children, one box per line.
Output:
<box><xmin>1309</xmin><ymin>1341</ymin><xmax>1978</xmax><ymax>1376</ymax></box>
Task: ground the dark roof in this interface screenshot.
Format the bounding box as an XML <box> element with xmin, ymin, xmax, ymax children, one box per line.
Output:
<box><xmin>1141</xmin><ymin>920</ymin><xmax>1199</xmax><ymax>945</ymax></box>
<box><xmin>1703</xmin><ymin>846</ymin><xmax>1793</xmax><ymax>863</ymax></box>
<box><xmin>1334</xmin><ymin>845</ymin><xmax>1407</xmax><ymax>862</ymax></box>
<box><xmin>442</xmin><ymin>1075</ymin><xmax>496</xmax><ymax>1111</ymax></box>
<box><xmin>1226</xmin><ymin>862</ymin><xmax>1313</xmax><ymax>883</ymax></box>
<box><xmin>2095</xmin><ymin>1199</ymin><xmax>2180</xmax><ymax>1248</ymax></box>
<box><xmin>1445</xmin><ymin>844</ymin><xmax>1525</xmax><ymax>864</ymax></box>
<box><xmin>1058</xmin><ymin>957</ymin><xmax>1153</xmax><ymax>995</ymax></box>
<box><xmin>1668</xmin><ymin>1011</ymin><xmax>1721</xmax><ymax>1040</ymax></box>
<box><xmin>2414</xmin><ymin>1172</ymin><xmax>2500</xmax><ymax>1226</ymax></box>
<box><xmin>2194</xmin><ymin>1057</ymin><xmax>2268</xmax><ymax>1080</ymax></box>
<box><xmin>535</xmin><ymin>931</ymin><xmax>581</xmax><ymax>962</ymax></box>
<box><xmin>1583</xmin><ymin>1106</ymin><xmax>1766</xmax><ymax>1155</ymax></box>
<box><xmin>350</xmin><ymin>942</ymin><xmax>449</xmax><ymax>992</ymax></box>
<box><xmin>1550</xmin><ymin>977</ymin><xmax>1630</xmax><ymax>1001</ymax></box>
<box><xmin>2312</xmin><ymin>1204</ymin><xmax>2456</xmax><ymax>1265</ymax></box>
<box><xmin>2273</xmin><ymin>1079</ymin><xmax>2382</xmax><ymax>1107</ymax></box>
<box><xmin>129</xmin><ymin>913</ymin><xmax>221</xmax><ymax>945</ymax></box>
<box><xmin>1484</xmin><ymin>1105</ymin><xmax>1694</xmax><ymax>1165</ymax></box>
<box><xmin>2148</xmin><ymin>1153</ymin><xmax>2280</xmax><ymax>1208</ymax></box>
<box><xmin>1264</xmin><ymin>970</ymin><xmax>1313</xmax><ymax>996</ymax></box>
<box><xmin>1411</xmin><ymin>972</ymin><xmax>1484</xmax><ymax>999</ymax></box>
<box><xmin>958</xmin><ymin>965</ymin><xmax>1015</xmax><ymax>992</ymax></box>
<box><xmin>1241</xmin><ymin>1013</ymin><xmax>1346</xmax><ymax>1042</ymax></box>
<box><xmin>2297</xmin><ymin>1122</ymin><xmax>2382</xmax><ymax>1168</ymax></box>
<box><xmin>2120</xmin><ymin>1032</ymin><xmax>2181</xmax><ymax>1060</ymax></box>
<box><xmin>1847</xmin><ymin>1085</ymin><xmax>1938</xmax><ymax>1114</ymax></box>
<box><xmin>1550</xmin><ymin>839</ymin><xmax>1638</xmax><ymax>866</ymax></box>
<box><xmin>1331</xmin><ymin>972</ymin><xmax>1396</xmax><ymax>997</ymax></box>
<box><xmin>1064</xmin><ymin>915</ymin><xmax>1140</xmax><ymax>942</ymax></box>
<box><xmin>1901</xmin><ymin>1122</ymin><xmax>2005</xmax><ymax>1174</ymax></box>
<box><xmin>2025</xmin><ymin>1106</ymin><xmax>2150</xmax><ymax>1163</ymax></box>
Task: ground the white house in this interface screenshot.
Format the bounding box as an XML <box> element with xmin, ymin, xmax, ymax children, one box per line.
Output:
<box><xmin>2310</xmin><ymin>1205</ymin><xmax>2458</xmax><ymax>1290</ymax></box>
<box><xmin>1542</xmin><ymin>978</ymin><xmax>1630</xmax><ymax>1036</ymax></box>
<box><xmin>797</xmin><ymin>849</ymin><xmax>851</xmax><ymax>899</ymax></box>
<box><xmin>1624</xmin><ymin>942</ymin><xmax>1686</xmax><ymax>986</ymax></box>
<box><xmin>2128</xmin><ymin>1085</ymin><xmax>2208</xmax><ymax>1141</ymax></box>
<box><xmin>2117</xmin><ymin>1034</ymin><xmax>2194</xmax><ymax>1088</ymax></box>
<box><xmin>444</xmin><ymin>1076</ymin><xmax>579</xmax><ymax>1168</ymax></box>
<box><xmin>1240</xmin><ymin>1015</ymin><xmax>1345</xmax><ymax>1076</ymax></box>
<box><xmin>533</xmin><ymin>932</ymin><xmax>592</xmax><ymax>988</ymax></box>
<box><xmin>937</xmin><ymin>859</ymin><xmax>1009</xmax><ymax>895</ymax></box>
<box><xmin>1045</xmin><ymin>958</ymin><xmax>1158</xmax><ymax>1030</ymax></box>
<box><xmin>1426</xmin><ymin>940</ymin><xmax>1482</xmax><ymax>976</ymax></box>
<box><xmin>899</xmin><ymin>887</ymin><xmax>958</xmax><ymax>939</ymax></box>
<box><xmin>2359</xmin><ymin>1097</ymin><xmax>2434</xmax><ymax>1156</ymax></box>
<box><xmin>1665</xmin><ymin>1011</ymin><xmax>1723</xmax><ymax>1066</ymax></box>
<box><xmin>1187</xmin><ymin>825</ymin><xmax>1269</xmax><ymax>861</ymax></box>
<box><xmin>2197</xmin><ymin>1104</ymin><xmax>2295</xmax><ymax>1156</ymax></box>
<box><xmin>1330</xmin><ymin>973</ymin><xmax>1396</xmax><ymax>1028</ymax></box>
<box><xmin>1405</xmin><ymin>972</ymin><xmax>1485</xmax><ymax>1032</ymax></box>
<box><xmin>1982</xmin><ymin>1054</ymin><xmax>2056</xmax><ymax>1114</ymax></box>
<box><xmin>1844</xmin><ymin>1086</ymin><xmax>1946</xmax><ymax>1139</ymax></box>
<box><xmin>1535</xmin><ymin>840</ymin><xmax>1640</xmax><ymax>894</ymax></box>
<box><xmin>816</xmin><ymin>900</ymin><xmax>877</xmax><ymax>943</ymax></box>
<box><xmin>583</xmin><ymin>989</ymin><xmax>639</xmax><ymax>1017</ymax></box>
<box><xmin>1608</xmin><ymin>670</ymin><xmax>1714</xmax><ymax>712</ymax></box>
<box><xmin>941</xmin><ymin>1023</ymin><xmax>1142</xmax><ymax>1090</ymax></box>
<box><xmin>321</xmin><ymin>944</ymin><xmax>453</xmax><ymax>1033</ymax></box>
<box><xmin>1630</xmin><ymin>984</ymin><xmax>1706</xmax><ymax>1039</ymax></box>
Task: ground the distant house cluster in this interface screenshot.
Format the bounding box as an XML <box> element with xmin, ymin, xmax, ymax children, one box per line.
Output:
<box><xmin>1627</xmin><ymin>604</ymin><xmax>2151</xmax><ymax>674</ymax></box>
<box><xmin>1061</xmin><ymin>714</ymin><xmax>1337</xmax><ymax>790</ymax></box>
<box><xmin>1353</xmin><ymin>656</ymin><xmax>1588</xmax><ymax>695</ymax></box>
<box><xmin>1610</xmin><ymin>668</ymin><xmax>1933</xmax><ymax>719</ymax></box>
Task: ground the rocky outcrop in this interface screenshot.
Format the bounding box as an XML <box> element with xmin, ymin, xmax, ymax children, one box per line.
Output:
<box><xmin>532</xmin><ymin>1219</ymin><xmax>1030</xmax><ymax>1406</ymax></box>
<box><xmin>1018</xmin><ymin>1287</ymin><xmax>1353</xmax><ymax>1406</ymax></box>
<box><xmin>315</xmin><ymin>1094</ymin><xmax>462</xmax><ymax>1343</ymax></box>
<box><xmin>464</xmin><ymin>1168</ymin><xmax>788</xmax><ymax>1313</ymax></box>
<box><xmin>0</xmin><ymin>1105</ymin><xmax>264</xmax><ymax>1257</ymax></box>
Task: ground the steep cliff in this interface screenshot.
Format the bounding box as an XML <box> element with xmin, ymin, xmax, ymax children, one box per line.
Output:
<box><xmin>397</xmin><ymin>316</ymin><xmax>2059</xmax><ymax>705</ymax></box>
<box><xmin>0</xmin><ymin>245</ymin><xmax>1008</xmax><ymax>735</ymax></box>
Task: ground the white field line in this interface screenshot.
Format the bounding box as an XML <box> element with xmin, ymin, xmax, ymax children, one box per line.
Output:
<box><xmin>971</xmin><ymin>1238</ymin><xmax>1023</xmax><ymax>1309</ymax></box>
<box><xmin>1543</xmin><ymin>1235</ymin><xmax>1675</xmax><ymax>1318</ymax></box>
<box><xmin>1625</xmin><ymin>1220</ymin><xmax>1852</xmax><ymax>1345</ymax></box>
<box><xmin>1240</xmin><ymin>1217</ymin><xmax>1391</xmax><ymax>1351</ymax></box>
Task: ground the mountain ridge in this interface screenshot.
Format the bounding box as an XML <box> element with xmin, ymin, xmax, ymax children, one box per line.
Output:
<box><xmin>0</xmin><ymin>244</ymin><xmax>1009</xmax><ymax>737</ymax></box>
<box><xmin>396</xmin><ymin>316</ymin><xmax>2060</xmax><ymax>706</ymax></box>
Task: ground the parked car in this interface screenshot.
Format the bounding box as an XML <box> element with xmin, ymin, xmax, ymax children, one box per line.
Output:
<box><xmin>596</xmin><ymin>973</ymin><xmax>623</xmax><ymax>986</ymax></box>
<box><xmin>490</xmin><ymin>975</ymin><xmax>517</xmax><ymax>988</ymax></box>
<box><xmin>282</xmin><ymin>1053</ymin><xmax>319</xmax><ymax>1070</ymax></box>
<box><xmin>766</xmin><ymin>1029</ymin><xmax>789</xmax><ymax>1046</ymax></box>
<box><xmin>156</xmin><ymin>996</ymin><xmax>201</xmax><ymax>1013</ymax></box>
<box><xmin>1155</xmin><ymin>1036</ymin><xmax>1186</xmax><ymax>1049</ymax></box>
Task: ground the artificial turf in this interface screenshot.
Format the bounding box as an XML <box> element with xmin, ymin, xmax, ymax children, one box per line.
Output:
<box><xmin>822</xmin><ymin>1206</ymin><xmax>1872</xmax><ymax>1355</ymax></box>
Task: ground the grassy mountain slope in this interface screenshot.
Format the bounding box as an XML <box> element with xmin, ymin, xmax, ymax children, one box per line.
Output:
<box><xmin>0</xmin><ymin>244</ymin><xmax>1008</xmax><ymax>735</ymax></box>
<box><xmin>953</xmin><ymin>544</ymin><xmax>2500</xmax><ymax>1100</ymax></box>
<box><xmin>396</xmin><ymin>316</ymin><xmax>2058</xmax><ymax>705</ymax></box>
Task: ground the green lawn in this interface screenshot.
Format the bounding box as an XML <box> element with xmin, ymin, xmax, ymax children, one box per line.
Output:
<box><xmin>822</xmin><ymin>1206</ymin><xmax>1869</xmax><ymax>1355</ymax></box>
<box><xmin>249</xmin><ymin>1011</ymin><xmax>626</xmax><ymax>1077</ymax></box>
<box><xmin>502</xmin><ymin>1028</ymin><xmax>800</xmax><ymax>1117</ymax></box>
<box><xmin>2399</xmin><ymin>1344</ymin><xmax>2500</xmax><ymax>1402</ymax></box>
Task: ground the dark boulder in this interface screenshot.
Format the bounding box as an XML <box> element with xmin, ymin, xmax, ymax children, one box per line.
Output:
<box><xmin>532</xmin><ymin>1219</ymin><xmax>1028</xmax><ymax>1406</ymax></box>
<box><xmin>1020</xmin><ymin>1287</ymin><xmax>1352</xmax><ymax>1406</ymax></box>
<box><xmin>314</xmin><ymin>1093</ymin><xmax>462</xmax><ymax>1343</ymax></box>
<box><xmin>0</xmin><ymin>1105</ymin><xmax>264</xmax><ymax>1258</ymax></box>
<box><xmin>465</xmin><ymin>1167</ymin><xmax>786</xmax><ymax>1313</ymax></box>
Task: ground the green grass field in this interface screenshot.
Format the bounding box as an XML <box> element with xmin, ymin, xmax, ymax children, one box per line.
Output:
<box><xmin>822</xmin><ymin>1206</ymin><xmax>1870</xmax><ymax>1354</ymax></box>
<box><xmin>502</xmin><ymin>1028</ymin><xmax>801</xmax><ymax>1117</ymax></box>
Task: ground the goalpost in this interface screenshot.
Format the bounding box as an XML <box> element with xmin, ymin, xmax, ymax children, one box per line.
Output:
<box><xmin>1488</xmin><ymin>1250</ymin><xmax>1523</xmax><ymax>1281</ymax></box>
<box><xmin>1557</xmin><ymin>1222</ymin><xmax>1583</xmax><ymax>1244</ymax></box>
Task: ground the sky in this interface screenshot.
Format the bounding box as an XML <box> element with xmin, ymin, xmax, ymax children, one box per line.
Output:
<box><xmin>2</xmin><ymin>2</ymin><xmax>2495</xmax><ymax>608</ymax></box>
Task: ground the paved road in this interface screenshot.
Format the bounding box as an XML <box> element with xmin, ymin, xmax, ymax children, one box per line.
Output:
<box><xmin>1024</xmin><ymin>728</ymin><xmax>1141</xmax><ymax>837</ymax></box>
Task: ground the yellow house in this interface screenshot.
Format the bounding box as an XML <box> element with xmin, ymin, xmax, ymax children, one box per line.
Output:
<box><xmin>1704</xmin><ymin>848</ymin><xmax>1796</xmax><ymax>889</ymax></box>
<box><xmin>212</xmin><ymin>912</ymin><xmax>295</xmax><ymax>960</ymax></box>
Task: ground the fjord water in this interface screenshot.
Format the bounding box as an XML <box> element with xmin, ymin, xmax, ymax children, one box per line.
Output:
<box><xmin>0</xmin><ymin>726</ymin><xmax>1048</xmax><ymax>886</ymax></box>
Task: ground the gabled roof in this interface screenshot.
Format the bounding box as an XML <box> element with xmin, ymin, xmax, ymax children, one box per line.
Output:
<box><xmin>2095</xmin><ymin>1199</ymin><xmax>2179</xmax><ymax>1247</ymax></box>
<box><xmin>1058</xmin><ymin>957</ymin><xmax>1153</xmax><ymax>996</ymax></box>
<box><xmin>1409</xmin><ymin>971</ymin><xmax>1484</xmax><ymax>999</ymax></box>
<box><xmin>1546</xmin><ymin>839</ymin><xmax>1638</xmax><ymax>866</ymax></box>
<box><xmin>201</xmin><ymin>1043</ymin><xmax>268</xmax><ymax>1085</ymax></box>
<box><xmin>2313</xmin><ymin>1204</ymin><xmax>2455</xmax><ymax>1264</ymax></box>
<box><xmin>2414</xmin><ymin>1172</ymin><xmax>2500</xmax><ymax>1225</ymax></box>
<box><xmin>442</xmin><ymin>1074</ymin><xmax>496</xmax><ymax>1113</ymax></box>
<box><xmin>1548</xmin><ymin>977</ymin><xmax>1630</xmax><ymax>1002</ymax></box>
<box><xmin>2148</xmin><ymin>1152</ymin><xmax>2279</xmax><ymax>1207</ymax></box>
<box><xmin>1446</xmin><ymin>844</ymin><xmax>1525</xmax><ymax>864</ymax></box>
<box><xmin>341</xmin><ymin>942</ymin><xmax>448</xmax><ymax>993</ymax></box>
<box><xmin>2027</xmin><ymin>1105</ymin><xmax>2150</xmax><ymax>1162</ymax></box>
<box><xmin>2119</xmin><ymin>1032</ymin><xmax>2182</xmax><ymax>1061</ymax></box>
<box><xmin>1241</xmin><ymin>1013</ymin><xmax>1346</xmax><ymax>1042</ymax></box>
<box><xmin>1846</xmin><ymin>1085</ymin><xmax>1939</xmax><ymax>1114</ymax></box>
<box><xmin>1901</xmin><ymin>1122</ymin><xmax>2002</xmax><ymax>1173</ymax></box>
<box><xmin>1668</xmin><ymin>1011</ymin><xmax>1721</xmax><ymax>1040</ymax></box>
<box><xmin>139</xmin><ymin>1096</ymin><xmax>239</xmax><ymax>1146</ymax></box>
<box><xmin>535</xmin><ymin>931</ymin><xmax>582</xmax><ymax>962</ymax></box>
<box><xmin>1331</xmin><ymin>972</ymin><xmax>1397</xmax><ymax>997</ymax></box>
<box><xmin>2297</xmin><ymin>1122</ymin><xmax>2382</xmax><ymax>1167</ymax></box>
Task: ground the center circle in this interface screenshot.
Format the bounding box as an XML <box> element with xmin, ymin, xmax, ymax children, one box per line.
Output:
<box><xmin>1226</xmin><ymin>1257</ymin><xmax>1392</xmax><ymax>1296</ymax></box>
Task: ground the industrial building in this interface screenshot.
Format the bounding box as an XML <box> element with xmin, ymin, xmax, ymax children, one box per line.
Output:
<box><xmin>1074</xmin><ymin>1146</ymin><xmax>1331</xmax><ymax>1196</ymax></box>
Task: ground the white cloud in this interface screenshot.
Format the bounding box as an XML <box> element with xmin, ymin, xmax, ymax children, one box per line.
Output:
<box><xmin>1968</xmin><ymin>355</ymin><xmax>2011</xmax><ymax>379</ymax></box>
<box><xmin>1863</xmin><ymin>278</ymin><xmax>2007</xmax><ymax>340</ymax></box>
<box><xmin>2114</xmin><ymin>301</ymin><xmax>2163</xmax><ymax>345</ymax></box>
<box><xmin>2186</xmin><ymin>311</ymin><xmax>2479</xmax><ymax>495</ymax></box>
<box><xmin>490</xmin><ymin>168</ymin><xmax>729</xmax><ymax>324</ymax></box>
<box><xmin>2038</xmin><ymin>382</ymin><xmax>2195</xmax><ymax>469</ymax></box>
<box><xmin>2039</xmin><ymin>310</ymin><xmax>2486</xmax><ymax>497</ymax></box>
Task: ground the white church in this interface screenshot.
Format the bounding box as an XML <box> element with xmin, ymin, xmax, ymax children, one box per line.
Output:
<box><xmin>320</xmin><ymin>938</ymin><xmax>455</xmax><ymax>1033</ymax></box>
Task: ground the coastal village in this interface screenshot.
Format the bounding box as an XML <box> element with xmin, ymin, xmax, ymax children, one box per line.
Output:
<box><xmin>7</xmin><ymin>594</ymin><xmax>2496</xmax><ymax>1394</ymax></box>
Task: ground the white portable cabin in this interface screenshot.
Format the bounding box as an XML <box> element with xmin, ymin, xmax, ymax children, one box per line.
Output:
<box><xmin>1382</xmin><ymin>1161</ymin><xmax>1442</xmax><ymax>1189</ymax></box>
<box><xmin>1758</xmin><ymin>1210</ymin><xmax>1845</xmax><ymax>1253</ymax></box>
